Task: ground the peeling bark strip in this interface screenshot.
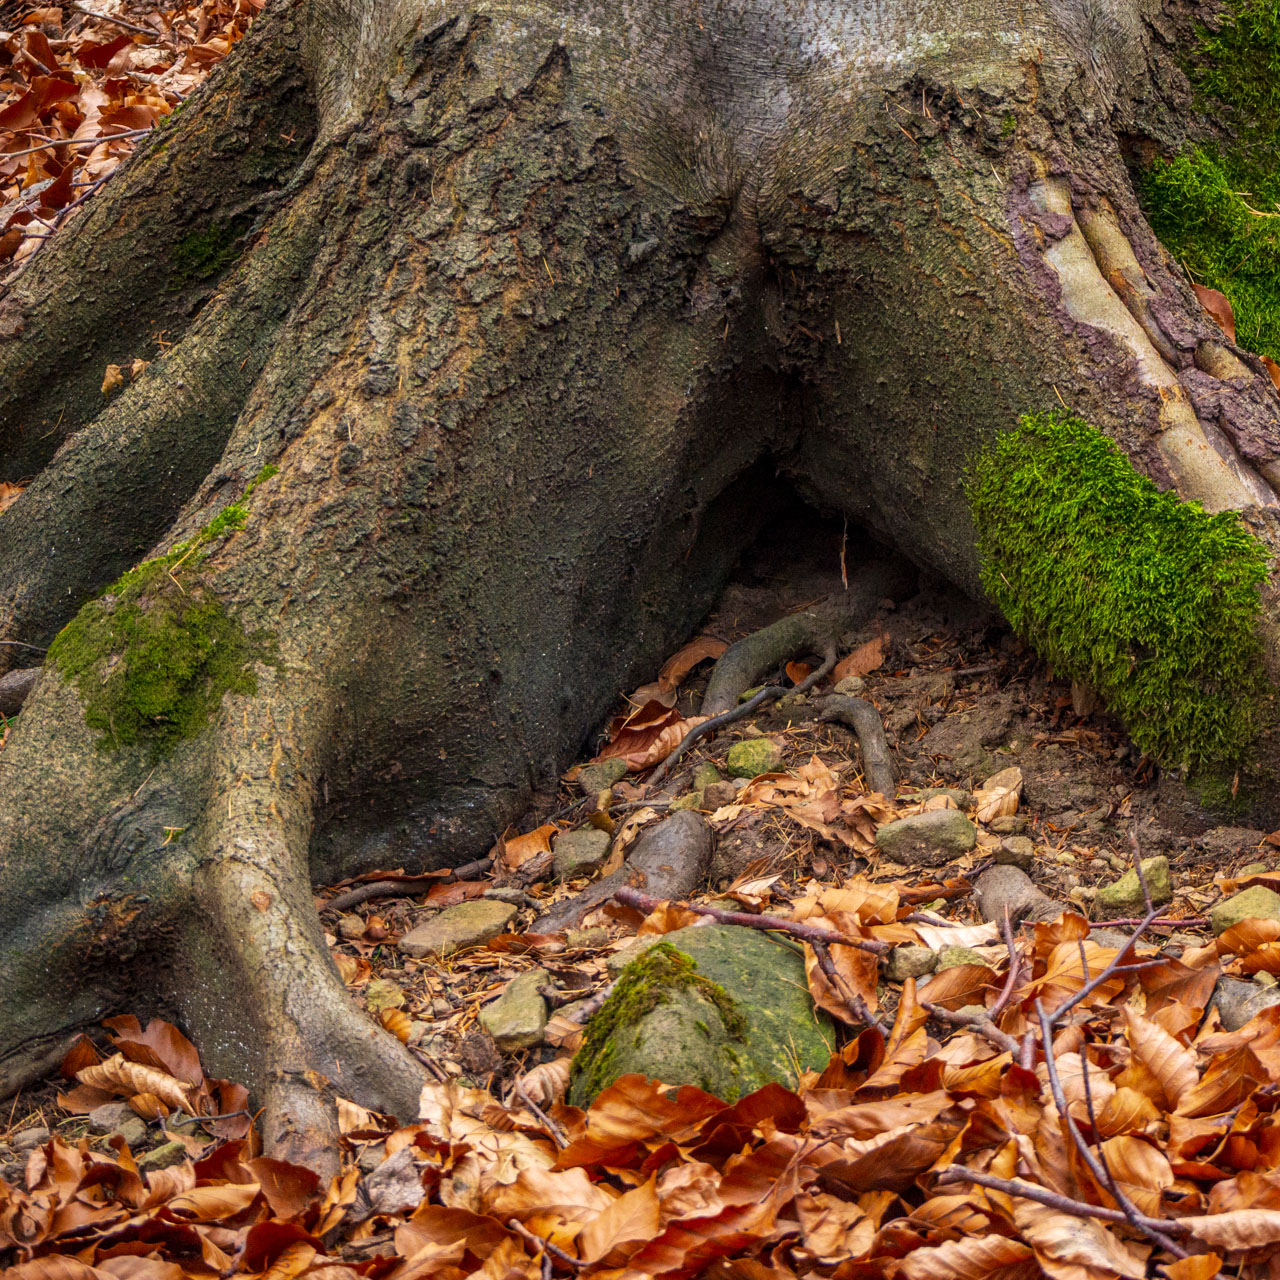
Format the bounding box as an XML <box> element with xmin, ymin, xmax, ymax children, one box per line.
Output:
<box><xmin>4</xmin><ymin>0</ymin><xmax>1280</xmax><ymax>1162</ymax></box>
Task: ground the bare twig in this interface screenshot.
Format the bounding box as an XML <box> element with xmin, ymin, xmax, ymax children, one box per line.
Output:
<box><xmin>1087</xmin><ymin>916</ymin><xmax>1205</xmax><ymax>931</ymax></box>
<box><xmin>811</xmin><ymin>940</ymin><xmax>886</xmax><ymax>1030</ymax></box>
<box><xmin>2</xmin><ymin>128</ymin><xmax>150</xmax><ymax>160</ymax></box>
<box><xmin>507</xmin><ymin>1219</ymin><xmax>582</xmax><ymax>1270</ymax></box>
<box><xmin>514</xmin><ymin>1080</ymin><xmax>568</xmax><ymax>1149</ymax></box>
<box><xmin>68</xmin><ymin>3</ymin><xmax>159</xmax><ymax>35</ymax></box>
<box><xmin>323</xmin><ymin>856</ymin><xmax>493</xmax><ymax>913</ymax></box>
<box><xmin>922</xmin><ymin>1002</ymin><xmax>1019</xmax><ymax>1053</ymax></box>
<box><xmin>612</xmin><ymin>886</ymin><xmax>889</xmax><ymax>954</ymax></box>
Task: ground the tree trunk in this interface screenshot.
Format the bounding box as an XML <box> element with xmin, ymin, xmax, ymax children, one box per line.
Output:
<box><xmin>3</xmin><ymin>0</ymin><xmax>1279</xmax><ymax>1165</ymax></box>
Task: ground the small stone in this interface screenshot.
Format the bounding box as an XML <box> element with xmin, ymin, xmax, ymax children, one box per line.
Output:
<box><xmin>886</xmin><ymin>944</ymin><xmax>937</xmax><ymax>982</ymax></box>
<box><xmin>835</xmin><ymin>676</ymin><xmax>866</xmax><ymax>695</ymax></box>
<box><xmin>577</xmin><ymin>758</ymin><xmax>628</xmax><ymax>796</ymax></box>
<box><xmin>1199</xmin><ymin>826</ymin><xmax>1267</xmax><ymax>855</ymax></box>
<box><xmin>1091</xmin><ymin>928</ymin><xmax>1137</xmax><ymax>949</ymax></box>
<box><xmin>726</xmin><ymin>739</ymin><xmax>784</xmax><ymax>778</ymax></box>
<box><xmin>1211</xmin><ymin>885</ymin><xmax>1280</xmax><ymax>936</ymax></box>
<box><xmin>1212</xmin><ymin>976</ymin><xmax>1280</xmax><ymax>1030</ymax></box>
<box><xmin>988</xmin><ymin>816</ymin><xmax>1028</xmax><ymax>835</ymax></box>
<box><xmin>936</xmin><ymin>946</ymin><xmax>990</xmax><ymax>971</ymax></box>
<box><xmin>111</xmin><ymin>1117</ymin><xmax>148</xmax><ymax>1149</ymax></box>
<box><xmin>1259</xmin><ymin>971</ymin><xmax>1278</xmax><ymax>988</ymax></box>
<box><xmin>565</xmin><ymin>927</ymin><xmax>610</xmax><ymax>949</ymax></box>
<box><xmin>430</xmin><ymin>997</ymin><xmax>452</xmax><ymax>1017</ymax></box>
<box><xmin>670</xmin><ymin>791</ymin><xmax>704</xmax><ymax>811</ymax></box>
<box><xmin>1239</xmin><ymin>862</ymin><xmax>1269</xmax><ymax>877</ymax></box>
<box><xmin>994</xmin><ymin>836</ymin><xmax>1035</xmax><ymax>871</ymax></box>
<box><xmin>1094</xmin><ymin>857</ymin><xmax>1172</xmax><ymax>920</ymax></box>
<box><xmin>479</xmin><ymin>969</ymin><xmax>550</xmax><ymax>1051</ymax></box>
<box><xmin>88</xmin><ymin>1102</ymin><xmax>134</xmax><ymax>1135</ymax></box>
<box><xmin>336</xmin><ymin>914</ymin><xmax>367</xmax><ymax>939</ymax></box>
<box><xmin>909</xmin><ymin>787</ymin><xmax>971</xmax><ymax>808</ymax></box>
<box><xmin>399</xmin><ymin>900</ymin><xmax>518</xmax><ymax>957</ymax></box>
<box><xmin>1055</xmin><ymin>851</ymin><xmax>1076</xmax><ymax>866</ymax></box>
<box><xmin>11</xmin><ymin>1126</ymin><xmax>48</xmax><ymax>1151</ymax></box>
<box><xmin>955</xmin><ymin>1004</ymin><xmax>988</xmax><ymax>1020</ymax></box>
<box><xmin>553</xmin><ymin>828</ymin><xmax>612</xmax><ymax>880</ymax></box>
<box><xmin>874</xmin><ymin>810</ymin><xmax>977</xmax><ymax>867</ymax></box>
<box><xmin>136</xmin><ymin>1141</ymin><xmax>187</xmax><ymax>1172</ymax></box>
<box><xmin>703</xmin><ymin>781</ymin><xmax>738</xmax><ymax>809</ymax></box>
<box><xmin>408</xmin><ymin>1020</ymin><xmax>430</xmax><ymax>1043</ymax></box>
<box><xmin>358</xmin><ymin>1142</ymin><xmax>387</xmax><ymax>1174</ymax></box>
<box><xmin>364</xmin><ymin>977</ymin><xmax>406</xmax><ymax>1012</ymax></box>
<box><xmin>692</xmin><ymin>763</ymin><xmax>722</xmax><ymax>790</ymax></box>
<box><xmin>483</xmin><ymin>886</ymin><xmax>529</xmax><ymax>905</ymax></box>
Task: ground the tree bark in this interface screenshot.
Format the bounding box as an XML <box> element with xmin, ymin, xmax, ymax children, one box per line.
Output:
<box><xmin>2</xmin><ymin>0</ymin><xmax>1279</xmax><ymax>1163</ymax></box>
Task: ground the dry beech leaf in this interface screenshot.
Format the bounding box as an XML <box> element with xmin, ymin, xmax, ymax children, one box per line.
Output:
<box><xmin>972</xmin><ymin>766</ymin><xmax>1022</xmax><ymax>823</ymax></box>
<box><xmin>1264</xmin><ymin>355</ymin><xmax>1280</xmax><ymax>393</ymax></box>
<box><xmin>499</xmin><ymin>823</ymin><xmax>557</xmax><ymax>871</ymax></box>
<box><xmin>516</xmin><ymin>1056</ymin><xmax>571</xmax><ymax>1109</ymax></box>
<box><xmin>1193</xmin><ymin>282</ymin><xmax>1237</xmax><ymax>343</ymax></box>
<box><xmin>657</xmin><ymin>635</ymin><xmax>727</xmax><ymax>691</ymax></box>
<box><xmin>77</xmin><ymin>1053</ymin><xmax>193</xmax><ymax>1114</ymax></box>
<box><xmin>0</xmin><ymin>481</ymin><xmax>23</xmax><ymax>513</ymax></box>
<box><xmin>834</xmin><ymin>631</ymin><xmax>888</xmax><ymax>681</ymax></box>
<box><xmin>380</xmin><ymin>1008</ymin><xmax>412</xmax><ymax>1043</ymax></box>
<box><xmin>101</xmin><ymin>363</ymin><xmax>125</xmax><ymax>396</ymax></box>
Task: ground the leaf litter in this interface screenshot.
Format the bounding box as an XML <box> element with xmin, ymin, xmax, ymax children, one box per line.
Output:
<box><xmin>7</xmin><ymin>557</ymin><xmax>1280</xmax><ymax>1276</ymax></box>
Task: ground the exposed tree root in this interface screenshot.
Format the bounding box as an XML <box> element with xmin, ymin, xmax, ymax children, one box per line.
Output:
<box><xmin>816</xmin><ymin>695</ymin><xmax>895</xmax><ymax>796</ymax></box>
<box><xmin>699</xmin><ymin>561</ymin><xmax>917</xmax><ymax>717</ymax></box>
<box><xmin>533</xmin><ymin>811</ymin><xmax>712</xmax><ymax>933</ymax></box>
<box><xmin>323</xmin><ymin>857</ymin><xmax>494</xmax><ymax>914</ymax></box>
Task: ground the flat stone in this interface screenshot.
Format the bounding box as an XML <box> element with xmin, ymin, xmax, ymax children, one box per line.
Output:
<box><xmin>994</xmin><ymin>836</ymin><xmax>1035</xmax><ymax>871</ymax></box>
<box><xmin>875</xmin><ymin>809</ymin><xmax>977</xmax><ymax>867</ymax></box>
<box><xmin>110</xmin><ymin>1117</ymin><xmax>148</xmax><ymax>1149</ymax></box>
<box><xmin>577</xmin><ymin>758</ymin><xmax>628</xmax><ymax>796</ymax></box>
<box><xmin>364</xmin><ymin>977</ymin><xmax>405</xmax><ymax>1012</ymax></box>
<box><xmin>565</xmin><ymin>927</ymin><xmax>610</xmax><ymax>949</ymax></box>
<box><xmin>479</xmin><ymin>969</ymin><xmax>550</xmax><ymax>1051</ymax></box>
<box><xmin>137</xmin><ymin>1141</ymin><xmax>188</xmax><ymax>1172</ymax></box>
<box><xmin>553</xmin><ymin>828</ymin><xmax>612</xmax><ymax>880</ymax></box>
<box><xmin>835</xmin><ymin>676</ymin><xmax>866</xmax><ymax>695</ymax></box>
<box><xmin>11</xmin><ymin>1126</ymin><xmax>48</xmax><ymax>1151</ymax></box>
<box><xmin>726</xmin><ymin>739</ymin><xmax>784</xmax><ymax>779</ymax></box>
<box><xmin>1211</xmin><ymin>885</ymin><xmax>1280</xmax><ymax>936</ymax></box>
<box><xmin>988</xmin><ymin>816</ymin><xmax>1028</xmax><ymax>835</ymax></box>
<box><xmin>936</xmin><ymin>946</ymin><xmax>990</xmax><ymax>971</ymax></box>
<box><xmin>669</xmin><ymin>791</ymin><xmax>704</xmax><ymax>812</ymax></box>
<box><xmin>1212</xmin><ymin>976</ymin><xmax>1280</xmax><ymax>1031</ymax></box>
<box><xmin>886</xmin><ymin>944</ymin><xmax>937</xmax><ymax>982</ymax></box>
<box><xmin>1094</xmin><ymin>857</ymin><xmax>1172</xmax><ymax>920</ymax></box>
<box><xmin>398</xmin><ymin>900</ymin><xmax>518</xmax><ymax>957</ymax></box>
<box><xmin>88</xmin><ymin>1102</ymin><xmax>134</xmax><ymax>1135</ymax></box>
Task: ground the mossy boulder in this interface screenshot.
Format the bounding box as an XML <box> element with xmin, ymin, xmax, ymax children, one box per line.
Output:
<box><xmin>726</xmin><ymin>739</ymin><xmax>783</xmax><ymax>778</ymax></box>
<box><xmin>569</xmin><ymin>924</ymin><xmax>835</xmax><ymax>1106</ymax></box>
<box><xmin>1094</xmin><ymin>857</ymin><xmax>1173</xmax><ymax>919</ymax></box>
<box><xmin>874</xmin><ymin>809</ymin><xmax>977</xmax><ymax>867</ymax></box>
<box><xmin>1211</xmin><ymin>885</ymin><xmax>1280</xmax><ymax>935</ymax></box>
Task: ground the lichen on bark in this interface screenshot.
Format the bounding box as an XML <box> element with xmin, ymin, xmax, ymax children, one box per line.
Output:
<box><xmin>968</xmin><ymin>410</ymin><xmax>1269</xmax><ymax>769</ymax></box>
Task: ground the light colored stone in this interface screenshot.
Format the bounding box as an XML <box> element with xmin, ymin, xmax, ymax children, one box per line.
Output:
<box><xmin>110</xmin><ymin>1117</ymin><xmax>148</xmax><ymax>1149</ymax></box>
<box><xmin>874</xmin><ymin>809</ymin><xmax>977</xmax><ymax>867</ymax></box>
<box><xmin>670</xmin><ymin>791</ymin><xmax>703</xmax><ymax>811</ymax></box>
<box><xmin>936</xmin><ymin>946</ymin><xmax>989</xmax><ymax>971</ymax></box>
<box><xmin>994</xmin><ymin>836</ymin><xmax>1035</xmax><ymax>871</ymax></box>
<box><xmin>480</xmin><ymin>969</ymin><xmax>551</xmax><ymax>1051</ymax></box>
<box><xmin>88</xmin><ymin>1102</ymin><xmax>134</xmax><ymax>1135</ymax></box>
<box><xmin>726</xmin><ymin>739</ymin><xmax>784</xmax><ymax>778</ymax></box>
<box><xmin>835</xmin><ymin>676</ymin><xmax>866</xmax><ymax>695</ymax></box>
<box><xmin>1212</xmin><ymin>976</ymin><xmax>1280</xmax><ymax>1030</ymax></box>
<box><xmin>553</xmin><ymin>828</ymin><xmax>612</xmax><ymax>879</ymax></box>
<box><xmin>1211</xmin><ymin>885</ymin><xmax>1280</xmax><ymax>936</ymax></box>
<box><xmin>364</xmin><ymin>977</ymin><xmax>405</xmax><ymax>1012</ymax></box>
<box><xmin>137</xmin><ymin>1141</ymin><xmax>188</xmax><ymax>1171</ymax></box>
<box><xmin>692</xmin><ymin>763</ymin><xmax>722</xmax><ymax>790</ymax></box>
<box><xmin>1093</xmin><ymin>856</ymin><xmax>1172</xmax><ymax>919</ymax></box>
<box><xmin>11</xmin><ymin>1126</ymin><xmax>48</xmax><ymax>1151</ymax></box>
<box><xmin>577</xmin><ymin>758</ymin><xmax>628</xmax><ymax>796</ymax></box>
<box><xmin>398</xmin><ymin>900</ymin><xmax>518</xmax><ymax>957</ymax></box>
<box><xmin>886</xmin><ymin>945</ymin><xmax>937</xmax><ymax>982</ymax></box>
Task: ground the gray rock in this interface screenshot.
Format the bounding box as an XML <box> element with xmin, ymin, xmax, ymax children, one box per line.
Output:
<box><xmin>703</xmin><ymin>781</ymin><xmax>738</xmax><ymax>809</ymax></box>
<box><xmin>936</xmin><ymin>946</ymin><xmax>990</xmax><ymax>971</ymax></box>
<box><xmin>11</xmin><ymin>1126</ymin><xmax>48</xmax><ymax>1151</ymax></box>
<box><xmin>88</xmin><ymin>1102</ymin><xmax>134</xmax><ymax>1135</ymax></box>
<box><xmin>565</xmin><ymin>927</ymin><xmax>610</xmax><ymax>949</ymax></box>
<box><xmin>835</xmin><ymin>676</ymin><xmax>866</xmax><ymax>695</ymax></box>
<box><xmin>399</xmin><ymin>900</ymin><xmax>518</xmax><ymax>957</ymax></box>
<box><xmin>483</xmin><ymin>886</ymin><xmax>531</xmax><ymax>905</ymax></box>
<box><xmin>726</xmin><ymin>739</ymin><xmax>784</xmax><ymax>778</ymax></box>
<box><xmin>1211</xmin><ymin>885</ymin><xmax>1280</xmax><ymax>936</ymax></box>
<box><xmin>1091</xmin><ymin>928</ymin><xmax>1140</xmax><ymax>949</ymax></box>
<box><xmin>358</xmin><ymin>1142</ymin><xmax>387</xmax><ymax>1174</ymax></box>
<box><xmin>577</xmin><ymin>758</ymin><xmax>628</xmax><ymax>796</ymax></box>
<box><xmin>570</xmin><ymin>923</ymin><xmax>834</xmax><ymax>1107</ymax></box>
<box><xmin>886</xmin><ymin>944</ymin><xmax>938</xmax><ymax>982</ymax></box>
<box><xmin>554</xmin><ymin>828</ymin><xmax>612</xmax><ymax>880</ymax></box>
<box><xmin>1093</xmin><ymin>857</ymin><xmax>1172</xmax><ymax>919</ymax></box>
<box><xmin>1211</xmin><ymin>976</ymin><xmax>1280</xmax><ymax>1031</ymax></box>
<box><xmin>908</xmin><ymin>787</ymin><xmax>971</xmax><ymax>808</ymax></box>
<box><xmin>988</xmin><ymin>816</ymin><xmax>1029</xmax><ymax>835</ymax></box>
<box><xmin>874</xmin><ymin>809</ymin><xmax>977</xmax><ymax>867</ymax></box>
<box><xmin>479</xmin><ymin>969</ymin><xmax>550</xmax><ymax>1051</ymax></box>
<box><xmin>137</xmin><ymin>1141</ymin><xmax>188</xmax><ymax>1171</ymax></box>
<box><xmin>994</xmin><ymin>836</ymin><xmax>1035</xmax><ymax>871</ymax></box>
<box><xmin>111</xmin><ymin>1117</ymin><xmax>148</xmax><ymax>1149</ymax></box>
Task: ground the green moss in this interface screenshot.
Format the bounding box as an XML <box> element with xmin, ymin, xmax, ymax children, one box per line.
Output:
<box><xmin>570</xmin><ymin>942</ymin><xmax>747</xmax><ymax>1102</ymax></box>
<box><xmin>170</xmin><ymin>217</ymin><xmax>250</xmax><ymax>286</ymax></box>
<box><xmin>968</xmin><ymin>410</ymin><xmax>1269</xmax><ymax>769</ymax></box>
<box><xmin>46</xmin><ymin>476</ymin><xmax>278</xmax><ymax>753</ymax></box>
<box><xmin>1140</xmin><ymin>0</ymin><xmax>1280</xmax><ymax>359</ymax></box>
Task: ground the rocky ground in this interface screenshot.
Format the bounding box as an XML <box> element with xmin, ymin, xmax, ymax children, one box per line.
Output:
<box><xmin>3</xmin><ymin>502</ymin><xmax>1275</xmax><ymax>1187</ymax></box>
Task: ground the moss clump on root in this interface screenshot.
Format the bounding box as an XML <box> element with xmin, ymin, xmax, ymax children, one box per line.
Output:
<box><xmin>170</xmin><ymin>216</ymin><xmax>250</xmax><ymax>287</ymax></box>
<box><xmin>968</xmin><ymin>410</ymin><xmax>1268</xmax><ymax>770</ymax></box>
<box><xmin>47</xmin><ymin>471</ymin><xmax>279</xmax><ymax>752</ymax></box>
<box><xmin>569</xmin><ymin>941</ymin><xmax>747</xmax><ymax>1102</ymax></box>
<box><xmin>1140</xmin><ymin>0</ymin><xmax>1280</xmax><ymax>360</ymax></box>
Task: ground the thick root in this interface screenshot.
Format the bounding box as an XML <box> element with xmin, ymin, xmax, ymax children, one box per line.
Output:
<box><xmin>817</xmin><ymin>695</ymin><xmax>896</xmax><ymax>797</ymax></box>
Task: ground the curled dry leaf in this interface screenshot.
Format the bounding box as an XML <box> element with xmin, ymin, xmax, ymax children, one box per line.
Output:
<box><xmin>657</xmin><ymin>635</ymin><xmax>728</xmax><ymax>691</ymax></box>
<box><xmin>972</xmin><ymin>766</ymin><xmax>1022</xmax><ymax>823</ymax></box>
<box><xmin>0</xmin><ymin>481</ymin><xmax>23</xmax><ymax>513</ymax></box>
<box><xmin>100</xmin><ymin>363</ymin><xmax>124</xmax><ymax>396</ymax></box>
<box><xmin>516</xmin><ymin>1056</ymin><xmax>572</xmax><ymax>1109</ymax></box>
<box><xmin>833</xmin><ymin>631</ymin><xmax>888</xmax><ymax>682</ymax></box>
<box><xmin>1193</xmin><ymin>282</ymin><xmax>1237</xmax><ymax>343</ymax></box>
<box><xmin>379</xmin><ymin>1008</ymin><xmax>412</xmax><ymax>1043</ymax></box>
<box><xmin>77</xmin><ymin>1053</ymin><xmax>193</xmax><ymax>1114</ymax></box>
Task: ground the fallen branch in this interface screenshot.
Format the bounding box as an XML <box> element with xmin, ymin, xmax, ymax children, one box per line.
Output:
<box><xmin>1087</xmin><ymin>916</ymin><xmax>1206</xmax><ymax>931</ymax></box>
<box><xmin>514</xmin><ymin>1080</ymin><xmax>568</xmax><ymax>1149</ymax></box>
<box><xmin>323</xmin><ymin>857</ymin><xmax>494</xmax><ymax>913</ymax></box>
<box><xmin>611</xmin><ymin>886</ymin><xmax>890</xmax><ymax>954</ymax></box>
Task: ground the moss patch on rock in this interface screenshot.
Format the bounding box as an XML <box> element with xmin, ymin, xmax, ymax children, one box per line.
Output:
<box><xmin>1141</xmin><ymin>0</ymin><xmax>1280</xmax><ymax>359</ymax></box>
<box><xmin>569</xmin><ymin>924</ymin><xmax>835</xmax><ymax>1107</ymax></box>
<box><xmin>968</xmin><ymin>410</ymin><xmax>1268</xmax><ymax>769</ymax></box>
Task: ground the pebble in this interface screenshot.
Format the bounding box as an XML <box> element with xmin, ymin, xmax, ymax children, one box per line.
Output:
<box><xmin>12</xmin><ymin>1126</ymin><xmax>48</xmax><ymax>1151</ymax></box>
